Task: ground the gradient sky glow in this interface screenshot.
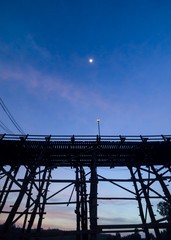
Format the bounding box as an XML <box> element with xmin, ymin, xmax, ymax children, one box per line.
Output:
<box><xmin>0</xmin><ymin>0</ymin><xmax>171</xmax><ymax>235</ymax></box>
<box><xmin>1</xmin><ymin>0</ymin><xmax>171</xmax><ymax>135</ymax></box>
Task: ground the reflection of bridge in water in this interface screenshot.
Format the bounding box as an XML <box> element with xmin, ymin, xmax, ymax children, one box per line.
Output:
<box><xmin>0</xmin><ymin>134</ymin><xmax>171</xmax><ymax>240</ymax></box>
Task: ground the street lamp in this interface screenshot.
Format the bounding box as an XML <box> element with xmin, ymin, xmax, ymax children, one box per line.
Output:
<box><xmin>97</xmin><ymin>119</ymin><xmax>100</xmax><ymax>136</ymax></box>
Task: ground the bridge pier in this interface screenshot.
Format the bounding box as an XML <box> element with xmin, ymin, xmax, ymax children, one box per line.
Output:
<box><xmin>75</xmin><ymin>166</ymin><xmax>88</xmax><ymax>240</ymax></box>
<box><xmin>137</xmin><ymin>167</ymin><xmax>161</xmax><ymax>239</ymax></box>
<box><xmin>75</xmin><ymin>166</ymin><xmax>81</xmax><ymax>240</ymax></box>
<box><xmin>129</xmin><ymin>167</ymin><xmax>151</xmax><ymax>240</ymax></box>
<box><xmin>90</xmin><ymin>154</ymin><xmax>98</xmax><ymax>240</ymax></box>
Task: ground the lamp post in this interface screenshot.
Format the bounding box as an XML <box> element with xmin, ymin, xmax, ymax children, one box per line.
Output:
<box><xmin>97</xmin><ymin>119</ymin><xmax>100</xmax><ymax>136</ymax></box>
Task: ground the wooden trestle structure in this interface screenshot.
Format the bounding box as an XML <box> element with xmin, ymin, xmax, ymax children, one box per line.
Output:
<box><xmin>0</xmin><ymin>134</ymin><xmax>171</xmax><ymax>239</ymax></box>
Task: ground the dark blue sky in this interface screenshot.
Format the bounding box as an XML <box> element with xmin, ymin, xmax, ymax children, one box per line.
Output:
<box><xmin>1</xmin><ymin>0</ymin><xmax>171</xmax><ymax>135</ymax></box>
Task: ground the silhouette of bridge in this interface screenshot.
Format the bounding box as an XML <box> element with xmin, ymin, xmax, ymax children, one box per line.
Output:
<box><xmin>0</xmin><ymin>134</ymin><xmax>171</xmax><ymax>240</ymax></box>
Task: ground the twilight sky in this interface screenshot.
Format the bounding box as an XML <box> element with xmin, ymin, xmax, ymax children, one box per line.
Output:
<box><xmin>1</xmin><ymin>0</ymin><xmax>171</xmax><ymax>135</ymax></box>
<box><xmin>0</xmin><ymin>1</ymin><xmax>171</xmax><ymax>234</ymax></box>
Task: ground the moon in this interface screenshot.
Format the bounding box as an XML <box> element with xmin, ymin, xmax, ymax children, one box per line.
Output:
<box><xmin>89</xmin><ymin>58</ymin><xmax>93</xmax><ymax>63</ymax></box>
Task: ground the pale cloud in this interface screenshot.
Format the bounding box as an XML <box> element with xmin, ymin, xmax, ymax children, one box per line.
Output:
<box><xmin>46</xmin><ymin>210</ymin><xmax>75</xmax><ymax>220</ymax></box>
<box><xmin>26</xmin><ymin>35</ymin><xmax>51</xmax><ymax>60</ymax></box>
<box><xmin>0</xmin><ymin>65</ymin><xmax>40</xmax><ymax>88</ymax></box>
<box><xmin>0</xmin><ymin>62</ymin><xmax>118</xmax><ymax>112</ymax></box>
<box><xmin>99</xmin><ymin>216</ymin><xmax>131</xmax><ymax>224</ymax></box>
<box><xmin>0</xmin><ymin>37</ymin><xmax>121</xmax><ymax>118</ymax></box>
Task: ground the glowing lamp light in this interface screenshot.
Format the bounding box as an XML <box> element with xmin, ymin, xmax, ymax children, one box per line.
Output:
<box><xmin>97</xmin><ymin>119</ymin><xmax>100</xmax><ymax>122</ymax></box>
<box><xmin>89</xmin><ymin>58</ymin><xmax>93</xmax><ymax>63</ymax></box>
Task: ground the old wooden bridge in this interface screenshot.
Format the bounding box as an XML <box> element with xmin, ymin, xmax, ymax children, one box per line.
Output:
<box><xmin>0</xmin><ymin>134</ymin><xmax>171</xmax><ymax>240</ymax></box>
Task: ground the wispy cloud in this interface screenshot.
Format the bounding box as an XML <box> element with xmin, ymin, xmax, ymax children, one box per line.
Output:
<box><xmin>99</xmin><ymin>216</ymin><xmax>132</xmax><ymax>224</ymax></box>
<box><xmin>0</xmin><ymin>35</ymin><xmax>121</xmax><ymax>113</ymax></box>
<box><xmin>0</xmin><ymin>62</ymin><xmax>118</xmax><ymax>112</ymax></box>
<box><xmin>26</xmin><ymin>35</ymin><xmax>51</xmax><ymax>60</ymax></box>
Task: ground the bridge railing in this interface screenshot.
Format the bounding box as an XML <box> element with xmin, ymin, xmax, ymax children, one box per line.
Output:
<box><xmin>0</xmin><ymin>134</ymin><xmax>171</xmax><ymax>142</ymax></box>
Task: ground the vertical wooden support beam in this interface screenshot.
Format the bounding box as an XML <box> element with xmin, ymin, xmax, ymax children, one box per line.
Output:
<box><xmin>145</xmin><ymin>166</ymin><xmax>150</xmax><ymax>221</ymax></box>
<box><xmin>22</xmin><ymin>180</ymin><xmax>34</xmax><ymax>234</ymax></box>
<box><xmin>80</xmin><ymin>167</ymin><xmax>88</xmax><ymax>240</ymax></box>
<box><xmin>75</xmin><ymin>166</ymin><xmax>88</xmax><ymax>240</ymax></box>
<box><xmin>129</xmin><ymin>167</ymin><xmax>151</xmax><ymax>240</ymax></box>
<box><xmin>26</xmin><ymin>167</ymin><xmax>48</xmax><ymax>234</ymax></box>
<box><xmin>137</xmin><ymin>168</ymin><xmax>161</xmax><ymax>240</ymax></box>
<box><xmin>37</xmin><ymin>169</ymin><xmax>52</xmax><ymax>233</ymax></box>
<box><xmin>75</xmin><ymin>167</ymin><xmax>81</xmax><ymax>240</ymax></box>
<box><xmin>90</xmin><ymin>153</ymin><xmax>98</xmax><ymax>240</ymax></box>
